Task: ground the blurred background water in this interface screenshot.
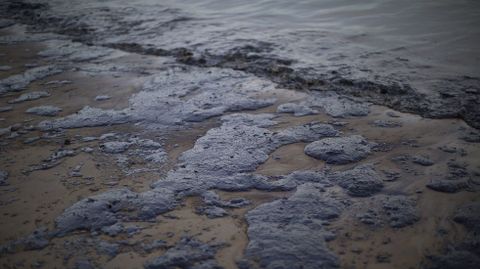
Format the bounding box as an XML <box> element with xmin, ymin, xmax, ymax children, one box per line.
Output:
<box><xmin>22</xmin><ymin>0</ymin><xmax>480</xmax><ymax>96</ymax></box>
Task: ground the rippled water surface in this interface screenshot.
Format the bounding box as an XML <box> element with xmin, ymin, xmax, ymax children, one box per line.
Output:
<box><xmin>2</xmin><ymin>0</ymin><xmax>480</xmax><ymax>125</ymax></box>
<box><xmin>42</xmin><ymin>0</ymin><xmax>480</xmax><ymax>88</ymax></box>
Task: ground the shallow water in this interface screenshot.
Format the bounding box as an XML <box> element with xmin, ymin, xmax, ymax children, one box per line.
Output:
<box><xmin>47</xmin><ymin>0</ymin><xmax>480</xmax><ymax>75</ymax></box>
<box><xmin>8</xmin><ymin>0</ymin><xmax>473</xmax><ymax>128</ymax></box>
<box><xmin>166</xmin><ymin>0</ymin><xmax>480</xmax><ymax>82</ymax></box>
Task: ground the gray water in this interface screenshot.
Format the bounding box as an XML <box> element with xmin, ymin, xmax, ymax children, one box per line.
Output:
<box><xmin>165</xmin><ymin>0</ymin><xmax>480</xmax><ymax>76</ymax></box>
<box><xmin>41</xmin><ymin>0</ymin><xmax>479</xmax><ymax>84</ymax></box>
<box><xmin>3</xmin><ymin>0</ymin><xmax>480</xmax><ymax>124</ymax></box>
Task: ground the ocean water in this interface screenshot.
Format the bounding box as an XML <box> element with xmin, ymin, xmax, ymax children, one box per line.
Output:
<box><xmin>41</xmin><ymin>0</ymin><xmax>479</xmax><ymax>84</ymax></box>
<box><xmin>4</xmin><ymin>0</ymin><xmax>480</xmax><ymax>123</ymax></box>
<box><xmin>162</xmin><ymin>0</ymin><xmax>480</xmax><ymax>82</ymax></box>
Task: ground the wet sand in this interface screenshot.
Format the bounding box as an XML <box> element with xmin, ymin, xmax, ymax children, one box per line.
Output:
<box><xmin>0</xmin><ymin>11</ymin><xmax>479</xmax><ymax>269</ymax></box>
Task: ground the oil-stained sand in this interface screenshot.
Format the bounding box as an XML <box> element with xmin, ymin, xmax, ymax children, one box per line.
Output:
<box><xmin>1</xmin><ymin>10</ymin><xmax>480</xmax><ymax>269</ymax></box>
<box><xmin>256</xmin><ymin>107</ymin><xmax>480</xmax><ymax>269</ymax></box>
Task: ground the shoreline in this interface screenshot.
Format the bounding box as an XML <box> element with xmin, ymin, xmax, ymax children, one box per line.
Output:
<box><xmin>2</xmin><ymin>1</ymin><xmax>479</xmax><ymax>130</ymax></box>
<box><xmin>1</xmin><ymin>4</ymin><xmax>480</xmax><ymax>269</ymax></box>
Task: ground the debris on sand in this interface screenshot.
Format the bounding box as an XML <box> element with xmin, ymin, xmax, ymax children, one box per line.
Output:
<box><xmin>37</xmin><ymin>106</ymin><xmax>132</xmax><ymax>130</ymax></box>
<box><xmin>26</xmin><ymin>105</ymin><xmax>62</xmax><ymax>116</ymax></box>
<box><xmin>26</xmin><ymin>148</ymin><xmax>76</xmax><ymax>172</ymax></box>
<box><xmin>276</xmin><ymin>91</ymin><xmax>370</xmax><ymax>118</ymax></box>
<box><xmin>277</xmin><ymin>103</ymin><xmax>318</xmax><ymax>116</ymax></box>
<box><xmin>245</xmin><ymin>183</ymin><xmax>342</xmax><ymax>269</ymax></box>
<box><xmin>411</xmin><ymin>155</ymin><xmax>434</xmax><ymax>166</ymax></box>
<box><xmin>0</xmin><ymin>65</ymin><xmax>12</xmax><ymax>71</ymax></box>
<box><xmin>95</xmin><ymin>241</ymin><xmax>119</xmax><ymax>258</ymax></box>
<box><xmin>381</xmin><ymin>195</ymin><xmax>419</xmax><ymax>228</ymax></box>
<box><xmin>195</xmin><ymin>206</ymin><xmax>228</xmax><ymax>218</ymax></box>
<box><xmin>0</xmin><ymin>170</ymin><xmax>8</xmax><ymax>186</ymax></box>
<box><xmin>0</xmin><ymin>105</ymin><xmax>13</xmax><ymax>112</ymax></box>
<box><xmin>144</xmin><ymin>238</ymin><xmax>221</xmax><ymax>269</ymax></box>
<box><xmin>427</xmin><ymin>201</ymin><xmax>480</xmax><ymax>269</ymax></box>
<box><xmin>308</xmin><ymin>91</ymin><xmax>370</xmax><ymax>118</ymax></box>
<box><xmin>0</xmin><ymin>65</ymin><xmax>61</xmax><ymax>95</ymax></box>
<box><xmin>23</xmin><ymin>136</ymin><xmax>41</xmax><ymax>144</ymax></box>
<box><xmin>305</xmin><ymin>135</ymin><xmax>375</xmax><ymax>164</ymax></box>
<box><xmin>426</xmin><ymin>179</ymin><xmax>470</xmax><ymax>193</ymax></box>
<box><xmin>55</xmin><ymin>188</ymin><xmax>176</xmax><ymax>236</ymax></box>
<box><xmin>8</xmin><ymin>91</ymin><xmax>50</xmax><ymax>104</ymax></box>
<box><xmin>0</xmin><ymin>228</ymin><xmax>50</xmax><ymax>254</ymax></box>
<box><xmin>99</xmin><ymin>141</ymin><xmax>131</xmax><ymax>154</ymax></box>
<box><xmin>56</xmin><ymin>115</ymin><xmax>337</xmax><ymax>238</ymax></box>
<box><xmin>37</xmin><ymin>67</ymin><xmax>278</xmax><ymax>130</ymax></box>
<box><xmin>331</xmin><ymin>164</ymin><xmax>384</xmax><ymax>197</ymax></box>
<box><xmin>94</xmin><ymin>95</ymin><xmax>111</xmax><ymax>101</ymax></box>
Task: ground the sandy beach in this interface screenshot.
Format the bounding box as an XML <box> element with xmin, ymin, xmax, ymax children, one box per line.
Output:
<box><xmin>0</xmin><ymin>1</ymin><xmax>479</xmax><ymax>268</ymax></box>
